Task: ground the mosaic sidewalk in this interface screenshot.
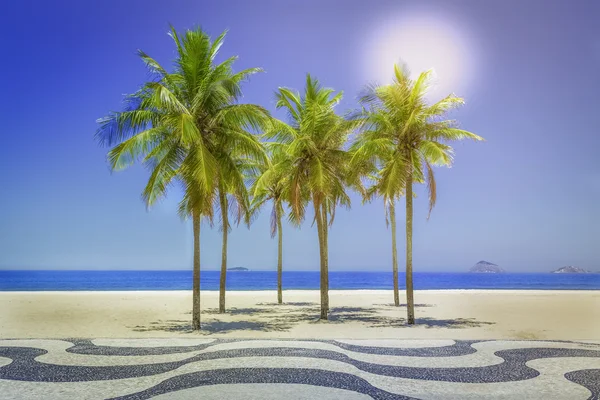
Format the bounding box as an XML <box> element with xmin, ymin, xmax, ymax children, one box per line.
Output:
<box><xmin>1</xmin><ymin>339</ymin><xmax>599</xmax><ymax>399</ymax></box>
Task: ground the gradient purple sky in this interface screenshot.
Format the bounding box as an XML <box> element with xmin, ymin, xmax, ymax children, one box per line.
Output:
<box><xmin>0</xmin><ymin>0</ymin><xmax>599</xmax><ymax>272</ymax></box>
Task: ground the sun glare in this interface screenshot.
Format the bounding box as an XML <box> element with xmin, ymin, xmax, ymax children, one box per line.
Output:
<box><xmin>365</xmin><ymin>14</ymin><xmax>476</xmax><ymax>100</ymax></box>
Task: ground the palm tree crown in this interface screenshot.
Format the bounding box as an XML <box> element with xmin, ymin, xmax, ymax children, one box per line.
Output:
<box><xmin>267</xmin><ymin>75</ymin><xmax>355</xmax><ymax>219</ymax></box>
<box><xmin>97</xmin><ymin>26</ymin><xmax>268</xmax><ymax>208</ymax></box>
<box><xmin>353</xmin><ymin>64</ymin><xmax>482</xmax><ymax>211</ymax></box>
<box><xmin>250</xmin><ymin>145</ymin><xmax>290</xmax><ymax>237</ymax></box>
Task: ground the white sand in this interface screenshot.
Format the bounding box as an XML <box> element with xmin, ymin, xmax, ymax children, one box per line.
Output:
<box><xmin>1</xmin><ymin>290</ymin><xmax>599</xmax><ymax>339</ymax></box>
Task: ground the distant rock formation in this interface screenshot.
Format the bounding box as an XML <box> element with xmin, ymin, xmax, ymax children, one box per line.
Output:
<box><xmin>551</xmin><ymin>266</ymin><xmax>589</xmax><ymax>274</ymax></box>
<box><xmin>227</xmin><ymin>267</ymin><xmax>249</xmax><ymax>271</ymax></box>
<box><xmin>469</xmin><ymin>261</ymin><xmax>505</xmax><ymax>273</ymax></box>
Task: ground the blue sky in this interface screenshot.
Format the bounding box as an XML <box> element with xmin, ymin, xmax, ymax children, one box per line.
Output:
<box><xmin>0</xmin><ymin>0</ymin><xmax>599</xmax><ymax>272</ymax></box>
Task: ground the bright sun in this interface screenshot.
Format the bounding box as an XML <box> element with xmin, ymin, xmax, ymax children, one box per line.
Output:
<box><xmin>365</xmin><ymin>14</ymin><xmax>475</xmax><ymax>101</ymax></box>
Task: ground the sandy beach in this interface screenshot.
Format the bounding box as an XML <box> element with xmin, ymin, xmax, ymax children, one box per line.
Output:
<box><xmin>1</xmin><ymin>290</ymin><xmax>599</xmax><ymax>340</ymax></box>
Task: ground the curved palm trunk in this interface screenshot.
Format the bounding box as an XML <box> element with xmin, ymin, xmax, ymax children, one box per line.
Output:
<box><xmin>192</xmin><ymin>212</ymin><xmax>201</xmax><ymax>330</ymax></box>
<box><xmin>313</xmin><ymin>197</ymin><xmax>328</xmax><ymax>320</ymax></box>
<box><xmin>405</xmin><ymin>173</ymin><xmax>415</xmax><ymax>324</ymax></box>
<box><xmin>277</xmin><ymin>205</ymin><xmax>283</xmax><ymax>304</ymax></box>
<box><xmin>219</xmin><ymin>190</ymin><xmax>228</xmax><ymax>314</ymax></box>
<box><xmin>390</xmin><ymin>202</ymin><xmax>400</xmax><ymax>307</ymax></box>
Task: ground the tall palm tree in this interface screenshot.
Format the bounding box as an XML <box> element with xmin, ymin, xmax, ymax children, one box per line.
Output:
<box><xmin>95</xmin><ymin>26</ymin><xmax>268</xmax><ymax>329</ymax></box>
<box><xmin>351</xmin><ymin>64</ymin><xmax>483</xmax><ymax>323</ymax></box>
<box><xmin>249</xmin><ymin>145</ymin><xmax>290</xmax><ymax>304</ymax></box>
<box><xmin>349</xmin><ymin>146</ymin><xmax>405</xmax><ymax>307</ymax></box>
<box><xmin>265</xmin><ymin>74</ymin><xmax>355</xmax><ymax>320</ymax></box>
<box><xmin>211</xmin><ymin>92</ymin><xmax>269</xmax><ymax>315</ymax></box>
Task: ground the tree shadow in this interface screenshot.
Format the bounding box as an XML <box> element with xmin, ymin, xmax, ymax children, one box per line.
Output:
<box><xmin>256</xmin><ymin>302</ymin><xmax>318</xmax><ymax>307</ymax></box>
<box><xmin>130</xmin><ymin>306</ymin><xmax>494</xmax><ymax>335</ymax></box>
<box><xmin>200</xmin><ymin>320</ymin><xmax>292</xmax><ymax>333</ymax></box>
<box><xmin>326</xmin><ymin>308</ymin><xmax>381</xmax><ymax>324</ymax></box>
<box><xmin>131</xmin><ymin>320</ymin><xmax>195</xmax><ymax>333</ymax></box>
<box><xmin>203</xmin><ymin>307</ymin><xmax>279</xmax><ymax>316</ymax></box>
<box><xmin>130</xmin><ymin>318</ymin><xmax>295</xmax><ymax>334</ymax></box>
<box><xmin>375</xmin><ymin>303</ymin><xmax>434</xmax><ymax>308</ymax></box>
<box><xmin>371</xmin><ymin>317</ymin><xmax>495</xmax><ymax>329</ymax></box>
<box><xmin>282</xmin><ymin>306</ymin><xmax>384</xmax><ymax>325</ymax></box>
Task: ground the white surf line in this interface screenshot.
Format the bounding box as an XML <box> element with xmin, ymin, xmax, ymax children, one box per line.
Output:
<box><xmin>0</xmin><ymin>340</ymin><xmax>203</xmax><ymax>367</ymax></box>
<box><xmin>1</xmin><ymin>339</ymin><xmax>598</xmax><ymax>369</ymax></box>
<box><xmin>150</xmin><ymin>383</ymin><xmax>373</xmax><ymax>400</ymax></box>
<box><xmin>91</xmin><ymin>339</ymin><xmax>215</xmax><ymax>348</ymax></box>
<box><xmin>335</xmin><ymin>339</ymin><xmax>456</xmax><ymax>348</ymax></box>
<box><xmin>1</xmin><ymin>355</ymin><xmax>598</xmax><ymax>400</ymax></box>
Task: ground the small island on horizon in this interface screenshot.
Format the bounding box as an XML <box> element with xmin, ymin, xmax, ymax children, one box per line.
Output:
<box><xmin>227</xmin><ymin>267</ymin><xmax>250</xmax><ymax>271</ymax></box>
<box><xmin>551</xmin><ymin>266</ymin><xmax>590</xmax><ymax>274</ymax></box>
<box><xmin>469</xmin><ymin>261</ymin><xmax>505</xmax><ymax>273</ymax></box>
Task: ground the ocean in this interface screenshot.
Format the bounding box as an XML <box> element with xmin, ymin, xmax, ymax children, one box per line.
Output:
<box><xmin>0</xmin><ymin>270</ymin><xmax>599</xmax><ymax>291</ymax></box>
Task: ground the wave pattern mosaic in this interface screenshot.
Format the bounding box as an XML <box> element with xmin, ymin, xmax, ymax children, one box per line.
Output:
<box><xmin>1</xmin><ymin>339</ymin><xmax>600</xmax><ymax>399</ymax></box>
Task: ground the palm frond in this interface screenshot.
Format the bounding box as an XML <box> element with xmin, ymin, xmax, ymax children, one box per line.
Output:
<box><xmin>424</xmin><ymin>158</ymin><xmax>437</xmax><ymax>219</ymax></box>
<box><xmin>107</xmin><ymin>128</ymin><xmax>166</xmax><ymax>170</ymax></box>
<box><xmin>350</xmin><ymin>63</ymin><xmax>482</xmax><ymax>222</ymax></box>
<box><xmin>141</xmin><ymin>145</ymin><xmax>185</xmax><ymax>207</ymax></box>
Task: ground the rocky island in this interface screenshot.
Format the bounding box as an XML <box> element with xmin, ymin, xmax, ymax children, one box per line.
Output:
<box><xmin>469</xmin><ymin>261</ymin><xmax>505</xmax><ymax>273</ymax></box>
<box><xmin>551</xmin><ymin>266</ymin><xmax>589</xmax><ymax>274</ymax></box>
<box><xmin>227</xmin><ymin>267</ymin><xmax>249</xmax><ymax>271</ymax></box>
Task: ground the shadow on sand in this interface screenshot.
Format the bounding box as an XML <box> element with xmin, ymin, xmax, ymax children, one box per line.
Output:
<box><xmin>375</xmin><ymin>303</ymin><xmax>434</xmax><ymax>308</ymax></box>
<box><xmin>203</xmin><ymin>307</ymin><xmax>280</xmax><ymax>316</ymax></box>
<box><xmin>371</xmin><ymin>317</ymin><xmax>495</xmax><ymax>329</ymax></box>
<box><xmin>256</xmin><ymin>302</ymin><xmax>318</xmax><ymax>307</ymax></box>
<box><xmin>131</xmin><ymin>304</ymin><xmax>495</xmax><ymax>334</ymax></box>
<box><xmin>131</xmin><ymin>318</ymin><xmax>297</xmax><ymax>334</ymax></box>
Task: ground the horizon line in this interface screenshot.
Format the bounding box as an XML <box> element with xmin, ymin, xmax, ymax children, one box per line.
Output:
<box><xmin>0</xmin><ymin>269</ymin><xmax>589</xmax><ymax>274</ymax></box>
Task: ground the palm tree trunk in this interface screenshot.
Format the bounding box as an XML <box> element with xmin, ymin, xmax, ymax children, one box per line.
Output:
<box><xmin>321</xmin><ymin>202</ymin><xmax>329</xmax><ymax>310</ymax></box>
<box><xmin>219</xmin><ymin>190</ymin><xmax>228</xmax><ymax>314</ymax></box>
<box><xmin>277</xmin><ymin>205</ymin><xmax>283</xmax><ymax>304</ymax></box>
<box><xmin>405</xmin><ymin>173</ymin><xmax>415</xmax><ymax>324</ymax></box>
<box><xmin>313</xmin><ymin>197</ymin><xmax>328</xmax><ymax>320</ymax></box>
<box><xmin>390</xmin><ymin>201</ymin><xmax>400</xmax><ymax>307</ymax></box>
<box><xmin>192</xmin><ymin>211</ymin><xmax>201</xmax><ymax>330</ymax></box>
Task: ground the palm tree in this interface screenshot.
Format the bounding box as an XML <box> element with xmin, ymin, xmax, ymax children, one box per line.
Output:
<box><xmin>95</xmin><ymin>26</ymin><xmax>268</xmax><ymax>329</ymax></box>
<box><xmin>265</xmin><ymin>74</ymin><xmax>355</xmax><ymax>319</ymax></box>
<box><xmin>349</xmin><ymin>145</ymin><xmax>405</xmax><ymax>307</ymax></box>
<box><xmin>249</xmin><ymin>145</ymin><xmax>290</xmax><ymax>304</ymax></box>
<box><xmin>211</xmin><ymin>93</ymin><xmax>269</xmax><ymax>315</ymax></box>
<box><xmin>351</xmin><ymin>64</ymin><xmax>483</xmax><ymax>323</ymax></box>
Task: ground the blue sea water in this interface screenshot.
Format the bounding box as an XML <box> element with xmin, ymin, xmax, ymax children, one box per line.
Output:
<box><xmin>0</xmin><ymin>270</ymin><xmax>599</xmax><ymax>291</ymax></box>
